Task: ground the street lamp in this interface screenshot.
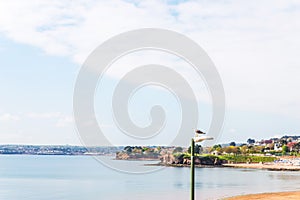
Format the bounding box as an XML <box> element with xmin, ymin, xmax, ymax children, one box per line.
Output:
<box><xmin>190</xmin><ymin>130</ymin><xmax>213</xmax><ymax>200</ymax></box>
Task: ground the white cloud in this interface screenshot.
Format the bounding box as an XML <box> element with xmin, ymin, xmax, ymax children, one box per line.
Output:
<box><xmin>26</xmin><ymin>112</ymin><xmax>74</xmax><ymax>128</ymax></box>
<box><xmin>27</xmin><ymin>112</ymin><xmax>61</xmax><ymax>119</ymax></box>
<box><xmin>0</xmin><ymin>111</ymin><xmax>80</xmax><ymax>144</ymax></box>
<box><xmin>56</xmin><ymin>115</ymin><xmax>74</xmax><ymax>127</ymax></box>
<box><xmin>0</xmin><ymin>0</ymin><xmax>300</xmax><ymax>118</ymax></box>
<box><xmin>0</xmin><ymin>113</ymin><xmax>20</xmax><ymax>121</ymax></box>
<box><xmin>0</xmin><ymin>0</ymin><xmax>179</xmax><ymax>62</ymax></box>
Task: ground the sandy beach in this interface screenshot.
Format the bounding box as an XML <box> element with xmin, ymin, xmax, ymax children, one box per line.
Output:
<box><xmin>223</xmin><ymin>162</ymin><xmax>300</xmax><ymax>171</ymax></box>
<box><xmin>224</xmin><ymin>191</ymin><xmax>300</xmax><ymax>200</ymax></box>
<box><xmin>222</xmin><ymin>159</ymin><xmax>300</xmax><ymax>199</ymax></box>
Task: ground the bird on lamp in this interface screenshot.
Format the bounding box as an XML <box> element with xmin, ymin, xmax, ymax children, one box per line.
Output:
<box><xmin>194</xmin><ymin>129</ymin><xmax>205</xmax><ymax>137</ymax></box>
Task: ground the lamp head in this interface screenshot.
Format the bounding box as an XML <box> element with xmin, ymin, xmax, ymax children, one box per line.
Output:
<box><xmin>194</xmin><ymin>136</ymin><xmax>214</xmax><ymax>143</ymax></box>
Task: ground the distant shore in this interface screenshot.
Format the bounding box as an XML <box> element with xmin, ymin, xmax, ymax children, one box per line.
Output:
<box><xmin>224</xmin><ymin>191</ymin><xmax>300</xmax><ymax>200</ymax></box>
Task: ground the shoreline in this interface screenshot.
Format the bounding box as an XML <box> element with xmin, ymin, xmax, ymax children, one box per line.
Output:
<box><xmin>115</xmin><ymin>158</ymin><xmax>160</xmax><ymax>161</ymax></box>
<box><xmin>146</xmin><ymin>163</ymin><xmax>224</xmax><ymax>168</ymax></box>
<box><xmin>223</xmin><ymin>163</ymin><xmax>300</xmax><ymax>171</ymax></box>
<box><xmin>224</xmin><ymin>191</ymin><xmax>300</xmax><ymax>200</ymax></box>
<box><xmin>147</xmin><ymin>162</ymin><xmax>300</xmax><ymax>171</ymax></box>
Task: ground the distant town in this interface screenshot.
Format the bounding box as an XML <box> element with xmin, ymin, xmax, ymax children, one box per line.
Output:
<box><xmin>208</xmin><ymin>135</ymin><xmax>300</xmax><ymax>156</ymax></box>
<box><xmin>2</xmin><ymin>135</ymin><xmax>300</xmax><ymax>157</ymax></box>
<box><xmin>0</xmin><ymin>145</ymin><xmax>123</xmax><ymax>156</ymax></box>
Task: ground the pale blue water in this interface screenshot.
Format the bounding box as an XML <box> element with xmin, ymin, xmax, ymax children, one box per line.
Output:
<box><xmin>1</xmin><ymin>155</ymin><xmax>300</xmax><ymax>200</ymax></box>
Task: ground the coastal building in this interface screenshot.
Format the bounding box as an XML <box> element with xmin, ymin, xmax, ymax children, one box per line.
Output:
<box><xmin>274</xmin><ymin>143</ymin><xmax>282</xmax><ymax>151</ymax></box>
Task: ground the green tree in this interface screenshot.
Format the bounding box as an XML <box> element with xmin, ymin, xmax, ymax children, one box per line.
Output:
<box><xmin>280</xmin><ymin>139</ymin><xmax>287</xmax><ymax>145</ymax></box>
<box><xmin>210</xmin><ymin>144</ymin><xmax>222</xmax><ymax>153</ymax></box>
<box><xmin>132</xmin><ymin>147</ymin><xmax>142</xmax><ymax>154</ymax></box>
<box><xmin>229</xmin><ymin>142</ymin><xmax>236</xmax><ymax>146</ymax></box>
<box><xmin>256</xmin><ymin>146</ymin><xmax>265</xmax><ymax>153</ymax></box>
<box><xmin>239</xmin><ymin>145</ymin><xmax>248</xmax><ymax>155</ymax></box>
<box><xmin>187</xmin><ymin>145</ymin><xmax>202</xmax><ymax>154</ymax></box>
<box><xmin>195</xmin><ymin>144</ymin><xmax>202</xmax><ymax>154</ymax></box>
<box><xmin>247</xmin><ymin>138</ymin><xmax>255</xmax><ymax>144</ymax></box>
<box><xmin>142</xmin><ymin>147</ymin><xmax>149</xmax><ymax>152</ymax></box>
<box><xmin>211</xmin><ymin>144</ymin><xmax>222</xmax><ymax>150</ymax></box>
<box><xmin>224</xmin><ymin>146</ymin><xmax>238</xmax><ymax>154</ymax></box>
<box><xmin>293</xmin><ymin>142</ymin><xmax>300</xmax><ymax>153</ymax></box>
<box><xmin>173</xmin><ymin>147</ymin><xmax>183</xmax><ymax>154</ymax></box>
<box><xmin>282</xmin><ymin>145</ymin><xmax>288</xmax><ymax>155</ymax></box>
<box><xmin>156</xmin><ymin>146</ymin><xmax>162</xmax><ymax>153</ymax></box>
<box><xmin>124</xmin><ymin>146</ymin><xmax>132</xmax><ymax>153</ymax></box>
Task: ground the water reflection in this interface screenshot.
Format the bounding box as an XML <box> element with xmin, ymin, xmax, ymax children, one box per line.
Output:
<box><xmin>268</xmin><ymin>172</ymin><xmax>300</xmax><ymax>181</ymax></box>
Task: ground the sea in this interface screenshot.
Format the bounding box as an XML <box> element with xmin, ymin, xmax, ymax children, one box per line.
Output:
<box><xmin>1</xmin><ymin>155</ymin><xmax>300</xmax><ymax>200</ymax></box>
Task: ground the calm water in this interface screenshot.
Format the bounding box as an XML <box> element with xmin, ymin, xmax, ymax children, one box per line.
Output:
<box><xmin>1</xmin><ymin>155</ymin><xmax>300</xmax><ymax>200</ymax></box>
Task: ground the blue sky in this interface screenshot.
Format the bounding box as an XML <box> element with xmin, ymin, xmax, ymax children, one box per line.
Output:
<box><xmin>1</xmin><ymin>0</ymin><xmax>300</xmax><ymax>145</ymax></box>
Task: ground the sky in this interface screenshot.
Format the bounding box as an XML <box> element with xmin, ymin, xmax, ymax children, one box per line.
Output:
<box><xmin>0</xmin><ymin>0</ymin><xmax>300</xmax><ymax>145</ymax></box>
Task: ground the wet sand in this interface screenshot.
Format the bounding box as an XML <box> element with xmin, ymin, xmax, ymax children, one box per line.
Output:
<box><xmin>224</xmin><ymin>191</ymin><xmax>300</xmax><ymax>200</ymax></box>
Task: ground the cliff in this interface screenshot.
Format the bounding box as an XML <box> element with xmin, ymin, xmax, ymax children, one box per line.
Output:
<box><xmin>160</xmin><ymin>153</ymin><xmax>226</xmax><ymax>166</ymax></box>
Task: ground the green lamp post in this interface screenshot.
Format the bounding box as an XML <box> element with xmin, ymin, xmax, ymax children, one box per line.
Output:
<box><xmin>190</xmin><ymin>130</ymin><xmax>213</xmax><ymax>200</ymax></box>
